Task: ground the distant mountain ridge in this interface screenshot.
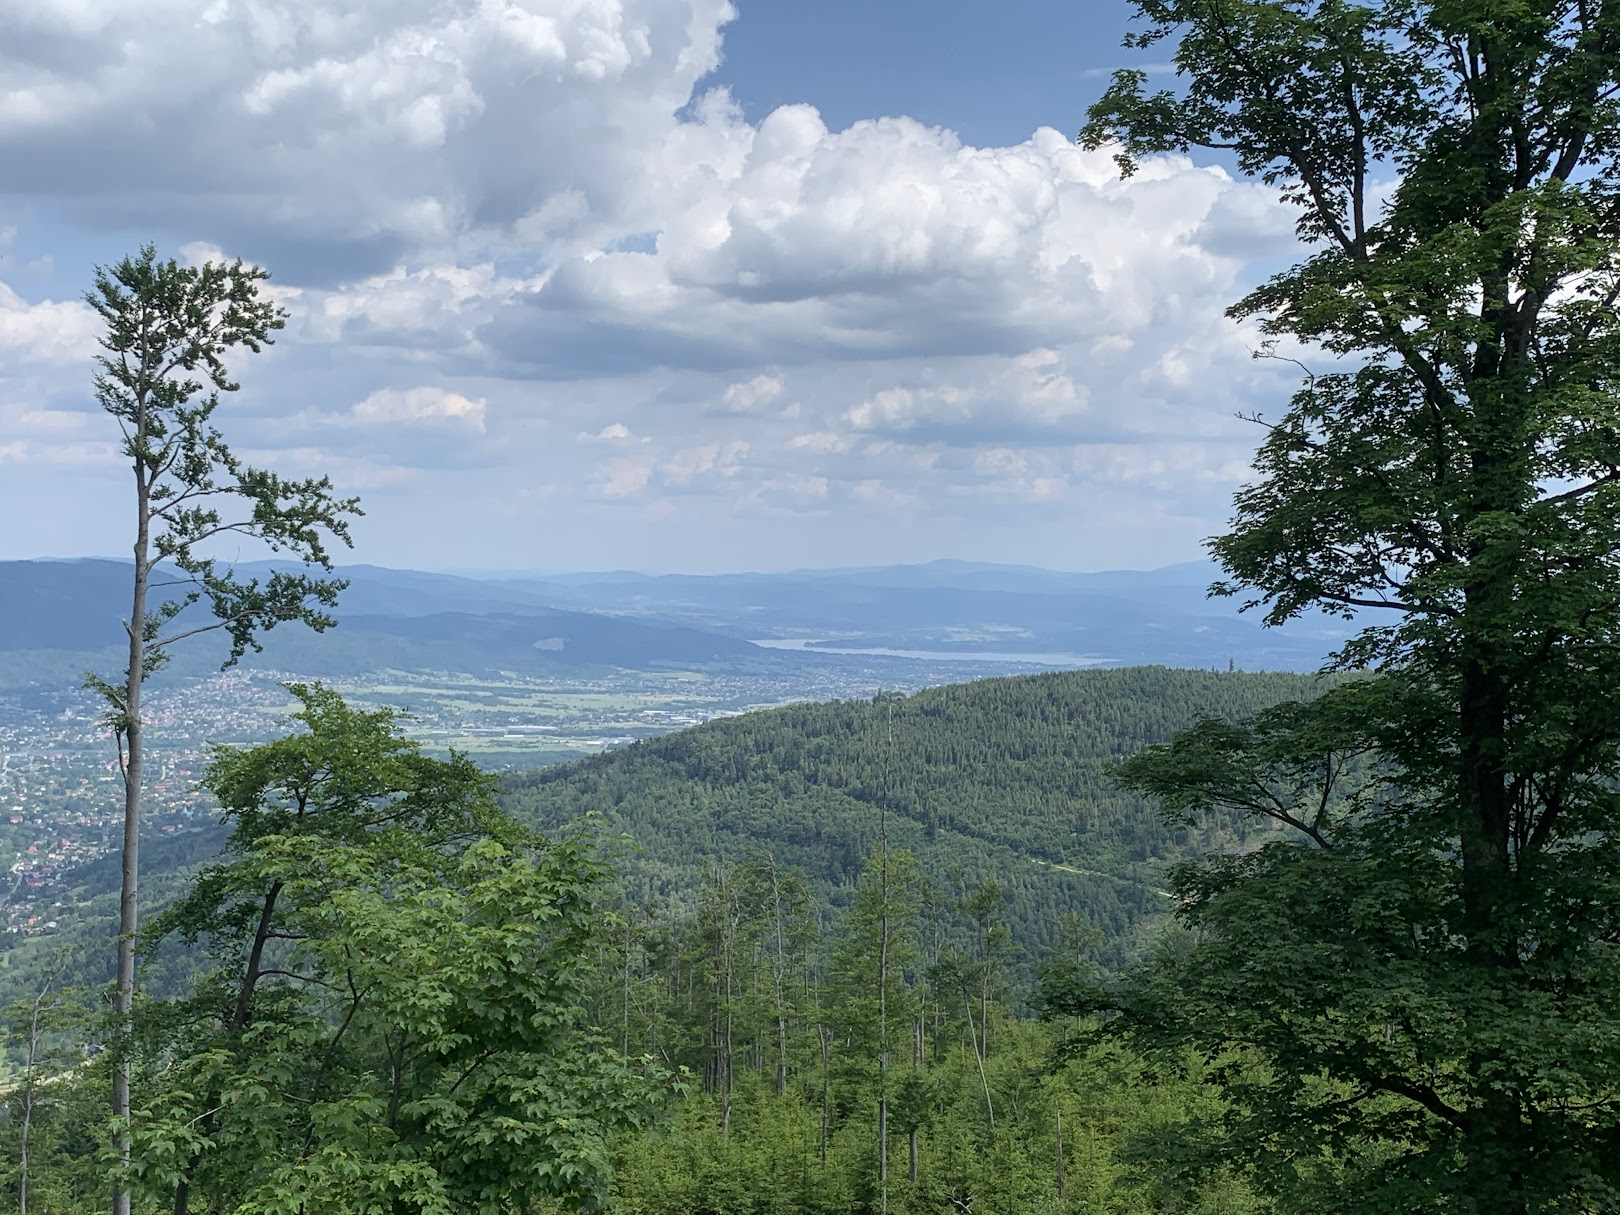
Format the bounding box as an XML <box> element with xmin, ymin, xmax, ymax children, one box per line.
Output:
<box><xmin>0</xmin><ymin>559</ymin><xmax>762</xmax><ymax>687</ymax></box>
<box><xmin>480</xmin><ymin>561</ymin><xmax>1347</xmax><ymax>668</ymax></box>
<box><xmin>0</xmin><ymin>556</ymin><xmax>1350</xmax><ymax>686</ymax></box>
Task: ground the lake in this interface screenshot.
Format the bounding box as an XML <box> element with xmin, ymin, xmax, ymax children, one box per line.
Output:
<box><xmin>749</xmin><ymin>638</ymin><xmax>1107</xmax><ymax>666</ymax></box>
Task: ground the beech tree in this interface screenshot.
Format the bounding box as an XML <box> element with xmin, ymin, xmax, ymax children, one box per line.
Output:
<box><xmin>1075</xmin><ymin>2</ymin><xmax>1620</xmax><ymax>1211</ymax></box>
<box><xmin>129</xmin><ymin>686</ymin><xmax>665</xmax><ymax>1215</ymax></box>
<box><xmin>86</xmin><ymin>245</ymin><xmax>360</xmax><ymax>1215</ymax></box>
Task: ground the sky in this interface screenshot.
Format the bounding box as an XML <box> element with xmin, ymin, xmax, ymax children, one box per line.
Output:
<box><xmin>0</xmin><ymin>0</ymin><xmax>1308</xmax><ymax>575</ymax></box>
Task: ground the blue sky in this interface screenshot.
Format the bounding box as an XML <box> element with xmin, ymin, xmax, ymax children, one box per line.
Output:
<box><xmin>0</xmin><ymin>0</ymin><xmax>1301</xmax><ymax>574</ymax></box>
<box><xmin>712</xmin><ymin>1</ymin><xmax>1142</xmax><ymax>145</ymax></box>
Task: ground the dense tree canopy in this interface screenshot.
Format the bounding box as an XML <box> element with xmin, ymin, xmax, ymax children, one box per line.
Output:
<box><xmin>1077</xmin><ymin>2</ymin><xmax>1620</xmax><ymax>1211</ymax></box>
<box><xmin>121</xmin><ymin>687</ymin><xmax>667</xmax><ymax>1215</ymax></box>
<box><xmin>502</xmin><ymin>667</ymin><xmax>1321</xmax><ymax>965</ymax></box>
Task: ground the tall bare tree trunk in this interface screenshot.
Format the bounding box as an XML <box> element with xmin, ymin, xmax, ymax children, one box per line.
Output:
<box><xmin>1055</xmin><ymin>1102</ymin><xmax>1066</xmax><ymax>1200</ymax></box>
<box><xmin>18</xmin><ymin>957</ymin><xmax>60</xmax><ymax>1215</ymax></box>
<box><xmin>979</xmin><ymin>959</ymin><xmax>990</xmax><ymax>1061</ymax></box>
<box><xmin>113</xmin><ymin>471</ymin><xmax>151</xmax><ymax>1215</ymax></box>
<box><xmin>963</xmin><ymin>991</ymin><xmax>994</xmax><ymax>1131</ymax></box>
<box><xmin>19</xmin><ymin>1012</ymin><xmax>37</xmax><ymax>1215</ymax></box>
<box><xmin>818</xmin><ymin>1026</ymin><xmax>831</xmax><ymax>1163</ymax></box>
<box><xmin>622</xmin><ymin>914</ymin><xmax>633</xmax><ymax>1056</ymax></box>
<box><xmin>878</xmin><ymin>795</ymin><xmax>890</xmax><ymax>1213</ymax></box>
<box><xmin>771</xmin><ymin>870</ymin><xmax>790</xmax><ymax>1096</ymax></box>
<box><xmin>878</xmin><ymin>1092</ymin><xmax>889</xmax><ymax>1203</ymax></box>
<box><xmin>719</xmin><ymin>878</ymin><xmax>735</xmax><ymax>1144</ymax></box>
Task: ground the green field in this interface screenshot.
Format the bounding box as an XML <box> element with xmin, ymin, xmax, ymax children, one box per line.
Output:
<box><xmin>311</xmin><ymin>669</ymin><xmax>800</xmax><ymax>768</ymax></box>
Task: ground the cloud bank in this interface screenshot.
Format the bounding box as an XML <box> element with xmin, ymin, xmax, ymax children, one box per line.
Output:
<box><xmin>0</xmin><ymin>0</ymin><xmax>1304</xmax><ymax>572</ymax></box>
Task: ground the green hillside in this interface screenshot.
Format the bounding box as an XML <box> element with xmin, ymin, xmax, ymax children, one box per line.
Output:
<box><xmin>0</xmin><ymin>666</ymin><xmax>1321</xmax><ymax>1015</ymax></box>
<box><xmin>502</xmin><ymin>665</ymin><xmax>1326</xmax><ymax>963</ymax></box>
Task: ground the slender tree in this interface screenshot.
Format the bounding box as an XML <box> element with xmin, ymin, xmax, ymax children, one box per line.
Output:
<box><xmin>1081</xmin><ymin>2</ymin><xmax>1620</xmax><ymax>1210</ymax></box>
<box><xmin>85</xmin><ymin>245</ymin><xmax>360</xmax><ymax>1215</ymax></box>
<box><xmin>10</xmin><ymin>950</ymin><xmax>73</xmax><ymax>1215</ymax></box>
<box><xmin>834</xmin><ymin>844</ymin><xmax>922</xmax><ymax>1212</ymax></box>
<box><xmin>959</xmin><ymin>878</ymin><xmax>1013</xmax><ymax>1132</ymax></box>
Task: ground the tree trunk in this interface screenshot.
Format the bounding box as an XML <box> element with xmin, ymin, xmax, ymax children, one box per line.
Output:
<box><xmin>979</xmin><ymin>966</ymin><xmax>990</xmax><ymax>1061</ymax></box>
<box><xmin>113</xmin><ymin>474</ymin><xmax>151</xmax><ymax>1215</ymax></box>
<box><xmin>1458</xmin><ymin>657</ymin><xmax>1529</xmax><ymax>1211</ymax></box>
<box><xmin>1055</xmin><ymin>1103</ymin><xmax>1066</xmax><ymax>1200</ymax></box>
<box><xmin>878</xmin><ymin>795</ymin><xmax>891</xmax><ymax>1215</ymax></box>
<box><xmin>819</xmin><ymin>1028</ymin><xmax>831</xmax><ymax>1164</ymax></box>
<box><xmin>722</xmin><ymin>930</ymin><xmax>735</xmax><ymax>1143</ymax></box>
<box><xmin>171</xmin><ymin>880</ymin><xmax>287</xmax><ymax>1215</ymax></box>
<box><xmin>232</xmin><ymin>881</ymin><xmax>284</xmax><ymax>1032</ymax></box>
<box><xmin>775</xmin><ymin>1017</ymin><xmax>788</xmax><ymax>1096</ymax></box>
<box><xmin>18</xmin><ymin>965</ymin><xmax>53</xmax><ymax>1215</ymax></box>
<box><xmin>878</xmin><ymin>1093</ymin><xmax>889</xmax><ymax>1198</ymax></box>
<box><xmin>964</xmin><ymin>991</ymin><xmax>994</xmax><ymax>1131</ymax></box>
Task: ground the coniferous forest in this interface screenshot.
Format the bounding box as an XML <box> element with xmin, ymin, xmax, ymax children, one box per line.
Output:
<box><xmin>4</xmin><ymin>674</ymin><xmax>1297</xmax><ymax>1215</ymax></box>
<box><xmin>501</xmin><ymin>667</ymin><xmax>1324</xmax><ymax>965</ymax></box>
<box><xmin>10</xmin><ymin>1</ymin><xmax>1620</xmax><ymax>1212</ymax></box>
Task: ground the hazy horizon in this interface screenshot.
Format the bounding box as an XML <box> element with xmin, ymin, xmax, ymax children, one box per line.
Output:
<box><xmin>4</xmin><ymin>552</ymin><xmax>1221</xmax><ymax>581</ymax></box>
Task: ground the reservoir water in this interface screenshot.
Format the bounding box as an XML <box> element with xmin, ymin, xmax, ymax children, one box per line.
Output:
<box><xmin>749</xmin><ymin>638</ymin><xmax>1106</xmax><ymax>666</ymax></box>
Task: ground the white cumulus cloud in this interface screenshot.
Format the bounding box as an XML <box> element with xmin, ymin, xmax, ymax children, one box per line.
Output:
<box><xmin>718</xmin><ymin>372</ymin><xmax>783</xmax><ymax>412</ymax></box>
<box><xmin>352</xmin><ymin>386</ymin><xmax>487</xmax><ymax>429</ymax></box>
<box><xmin>0</xmin><ymin>280</ymin><xmax>98</xmax><ymax>364</ymax></box>
<box><xmin>0</xmin><ymin>0</ymin><xmax>1314</xmax><ymax>570</ymax></box>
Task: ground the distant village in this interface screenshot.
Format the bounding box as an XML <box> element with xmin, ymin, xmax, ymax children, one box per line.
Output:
<box><xmin>0</xmin><ymin>657</ymin><xmax>930</xmax><ymax>938</ymax></box>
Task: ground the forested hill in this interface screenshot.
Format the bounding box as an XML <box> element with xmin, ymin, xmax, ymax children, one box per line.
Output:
<box><xmin>502</xmin><ymin>666</ymin><xmax>1324</xmax><ymax>964</ymax></box>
